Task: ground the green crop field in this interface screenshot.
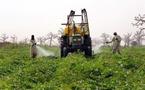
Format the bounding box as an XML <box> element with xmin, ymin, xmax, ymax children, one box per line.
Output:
<box><xmin>0</xmin><ymin>44</ymin><xmax>145</xmax><ymax>90</ymax></box>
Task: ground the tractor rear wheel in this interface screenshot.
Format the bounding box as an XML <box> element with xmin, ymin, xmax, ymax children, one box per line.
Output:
<box><xmin>84</xmin><ymin>35</ymin><xmax>92</xmax><ymax>57</ymax></box>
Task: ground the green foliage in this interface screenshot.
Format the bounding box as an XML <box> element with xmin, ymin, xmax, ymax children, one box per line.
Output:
<box><xmin>0</xmin><ymin>44</ymin><xmax>145</xmax><ymax>89</ymax></box>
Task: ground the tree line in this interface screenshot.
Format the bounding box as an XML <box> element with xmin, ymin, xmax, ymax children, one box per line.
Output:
<box><xmin>0</xmin><ymin>31</ymin><xmax>61</xmax><ymax>47</ymax></box>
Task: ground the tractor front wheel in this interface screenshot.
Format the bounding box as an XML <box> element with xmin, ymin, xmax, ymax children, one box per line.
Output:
<box><xmin>61</xmin><ymin>47</ymin><xmax>68</xmax><ymax>57</ymax></box>
<box><xmin>84</xmin><ymin>46</ymin><xmax>92</xmax><ymax>57</ymax></box>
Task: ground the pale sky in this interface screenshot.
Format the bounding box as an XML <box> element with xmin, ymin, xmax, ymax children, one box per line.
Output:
<box><xmin>0</xmin><ymin>0</ymin><xmax>145</xmax><ymax>41</ymax></box>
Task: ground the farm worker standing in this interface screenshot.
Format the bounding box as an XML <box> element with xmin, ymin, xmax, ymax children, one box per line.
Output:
<box><xmin>30</xmin><ymin>35</ymin><xmax>37</xmax><ymax>58</ymax></box>
<box><xmin>106</xmin><ymin>32</ymin><xmax>122</xmax><ymax>54</ymax></box>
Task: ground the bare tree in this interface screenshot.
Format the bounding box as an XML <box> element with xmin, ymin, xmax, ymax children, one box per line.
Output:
<box><xmin>37</xmin><ymin>36</ymin><xmax>47</xmax><ymax>45</ymax></box>
<box><xmin>100</xmin><ymin>33</ymin><xmax>111</xmax><ymax>46</ymax></box>
<box><xmin>37</xmin><ymin>37</ymin><xmax>43</xmax><ymax>45</ymax></box>
<box><xmin>23</xmin><ymin>38</ymin><xmax>29</xmax><ymax>44</ymax></box>
<box><xmin>0</xmin><ymin>34</ymin><xmax>9</xmax><ymax>42</ymax></box>
<box><xmin>46</xmin><ymin>32</ymin><xmax>58</xmax><ymax>46</ymax></box>
<box><xmin>11</xmin><ymin>35</ymin><xmax>17</xmax><ymax>43</ymax></box>
<box><xmin>123</xmin><ymin>33</ymin><xmax>132</xmax><ymax>47</ymax></box>
<box><xmin>132</xmin><ymin>14</ymin><xmax>145</xmax><ymax>46</ymax></box>
<box><xmin>42</xmin><ymin>37</ymin><xmax>47</xmax><ymax>45</ymax></box>
<box><xmin>133</xmin><ymin>29</ymin><xmax>145</xmax><ymax>45</ymax></box>
<box><xmin>58</xmin><ymin>28</ymin><xmax>63</xmax><ymax>36</ymax></box>
<box><xmin>132</xmin><ymin>14</ymin><xmax>145</xmax><ymax>33</ymax></box>
<box><xmin>132</xmin><ymin>14</ymin><xmax>145</xmax><ymax>28</ymax></box>
<box><xmin>57</xmin><ymin>29</ymin><xmax>64</xmax><ymax>45</ymax></box>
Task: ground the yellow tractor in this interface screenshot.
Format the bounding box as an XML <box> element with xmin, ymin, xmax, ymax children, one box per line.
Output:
<box><xmin>60</xmin><ymin>9</ymin><xmax>92</xmax><ymax>57</ymax></box>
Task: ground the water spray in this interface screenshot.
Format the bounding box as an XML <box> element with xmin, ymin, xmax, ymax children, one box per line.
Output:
<box><xmin>92</xmin><ymin>44</ymin><xmax>102</xmax><ymax>54</ymax></box>
<box><xmin>36</xmin><ymin>46</ymin><xmax>55</xmax><ymax>57</ymax></box>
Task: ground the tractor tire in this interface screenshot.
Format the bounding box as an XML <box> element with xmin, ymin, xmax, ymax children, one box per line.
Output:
<box><xmin>84</xmin><ymin>35</ymin><xmax>92</xmax><ymax>57</ymax></box>
<box><xmin>84</xmin><ymin>35</ymin><xmax>91</xmax><ymax>46</ymax></box>
<box><xmin>85</xmin><ymin>46</ymin><xmax>92</xmax><ymax>57</ymax></box>
<box><xmin>61</xmin><ymin>47</ymin><xmax>68</xmax><ymax>57</ymax></box>
<box><xmin>60</xmin><ymin>35</ymin><xmax>69</xmax><ymax>57</ymax></box>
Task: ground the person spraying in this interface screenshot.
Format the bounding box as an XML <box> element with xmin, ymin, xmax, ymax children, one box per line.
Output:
<box><xmin>106</xmin><ymin>32</ymin><xmax>122</xmax><ymax>54</ymax></box>
<box><xmin>30</xmin><ymin>35</ymin><xmax>37</xmax><ymax>58</ymax></box>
